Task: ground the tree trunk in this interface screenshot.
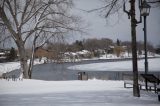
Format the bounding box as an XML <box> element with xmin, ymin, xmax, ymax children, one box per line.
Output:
<box><xmin>17</xmin><ymin>42</ymin><xmax>29</xmax><ymax>79</ymax></box>
<box><xmin>0</xmin><ymin>7</ymin><xmax>29</xmax><ymax>79</ymax></box>
<box><xmin>19</xmin><ymin>58</ymin><xmax>29</xmax><ymax>79</ymax></box>
<box><xmin>130</xmin><ymin>0</ymin><xmax>140</xmax><ymax>97</ymax></box>
<box><xmin>28</xmin><ymin>40</ymin><xmax>36</xmax><ymax>79</ymax></box>
<box><xmin>28</xmin><ymin>52</ymin><xmax>35</xmax><ymax>79</ymax></box>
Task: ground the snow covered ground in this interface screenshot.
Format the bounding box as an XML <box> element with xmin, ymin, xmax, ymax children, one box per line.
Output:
<box><xmin>0</xmin><ymin>58</ymin><xmax>160</xmax><ymax>106</ymax></box>
<box><xmin>0</xmin><ymin>79</ymin><xmax>159</xmax><ymax>106</ymax></box>
<box><xmin>0</xmin><ymin>79</ymin><xmax>126</xmax><ymax>95</ymax></box>
<box><xmin>0</xmin><ymin>59</ymin><xmax>44</xmax><ymax>76</ymax></box>
<box><xmin>68</xmin><ymin>58</ymin><xmax>160</xmax><ymax>72</ymax></box>
<box><xmin>0</xmin><ymin>62</ymin><xmax>20</xmax><ymax>76</ymax></box>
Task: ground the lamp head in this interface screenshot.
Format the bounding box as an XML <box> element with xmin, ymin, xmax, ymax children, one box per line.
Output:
<box><xmin>140</xmin><ymin>0</ymin><xmax>151</xmax><ymax>16</ymax></box>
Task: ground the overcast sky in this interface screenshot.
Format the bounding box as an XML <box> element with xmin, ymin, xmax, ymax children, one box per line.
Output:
<box><xmin>69</xmin><ymin>0</ymin><xmax>160</xmax><ymax>47</ymax></box>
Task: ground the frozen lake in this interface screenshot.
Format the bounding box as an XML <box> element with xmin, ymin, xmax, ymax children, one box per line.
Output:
<box><xmin>7</xmin><ymin>58</ymin><xmax>160</xmax><ymax>81</ymax></box>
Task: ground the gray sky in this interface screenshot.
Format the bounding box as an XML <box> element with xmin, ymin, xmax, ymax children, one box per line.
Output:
<box><xmin>70</xmin><ymin>0</ymin><xmax>160</xmax><ymax>47</ymax></box>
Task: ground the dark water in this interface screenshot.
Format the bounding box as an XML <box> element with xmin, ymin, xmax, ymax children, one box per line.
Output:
<box><xmin>6</xmin><ymin>58</ymin><xmax>160</xmax><ymax>81</ymax></box>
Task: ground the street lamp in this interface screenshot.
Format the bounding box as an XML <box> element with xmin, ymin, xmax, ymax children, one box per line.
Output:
<box><xmin>140</xmin><ymin>0</ymin><xmax>151</xmax><ymax>17</ymax></box>
<box><xmin>140</xmin><ymin>0</ymin><xmax>151</xmax><ymax>90</ymax></box>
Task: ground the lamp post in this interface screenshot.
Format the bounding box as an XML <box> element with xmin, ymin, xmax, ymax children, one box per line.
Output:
<box><xmin>140</xmin><ymin>0</ymin><xmax>151</xmax><ymax>90</ymax></box>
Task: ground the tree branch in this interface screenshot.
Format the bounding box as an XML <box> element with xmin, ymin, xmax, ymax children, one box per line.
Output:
<box><xmin>147</xmin><ymin>0</ymin><xmax>160</xmax><ymax>3</ymax></box>
<box><xmin>6</xmin><ymin>0</ymin><xmax>19</xmax><ymax>29</ymax></box>
<box><xmin>0</xmin><ymin>6</ymin><xmax>17</xmax><ymax>41</ymax></box>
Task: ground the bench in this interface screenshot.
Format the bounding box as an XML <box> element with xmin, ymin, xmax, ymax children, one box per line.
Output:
<box><xmin>123</xmin><ymin>80</ymin><xmax>156</xmax><ymax>89</ymax></box>
<box><xmin>123</xmin><ymin>74</ymin><xmax>143</xmax><ymax>88</ymax></box>
<box><xmin>123</xmin><ymin>74</ymin><xmax>158</xmax><ymax>92</ymax></box>
<box><xmin>140</xmin><ymin>74</ymin><xmax>160</xmax><ymax>93</ymax></box>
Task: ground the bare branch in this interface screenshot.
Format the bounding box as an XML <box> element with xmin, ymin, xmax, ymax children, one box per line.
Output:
<box><xmin>6</xmin><ymin>0</ymin><xmax>19</xmax><ymax>29</ymax></box>
<box><xmin>20</xmin><ymin>0</ymin><xmax>31</xmax><ymax>27</ymax></box>
<box><xmin>0</xmin><ymin>6</ymin><xmax>17</xmax><ymax>41</ymax></box>
<box><xmin>105</xmin><ymin>0</ymin><xmax>118</xmax><ymax>18</ymax></box>
<box><xmin>0</xmin><ymin>36</ymin><xmax>11</xmax><ymax>44</ymax></box>
<box><xmin>147</xmin><ymin>0</ymin><xmax>160</xmax><ymax>3</ymax></box>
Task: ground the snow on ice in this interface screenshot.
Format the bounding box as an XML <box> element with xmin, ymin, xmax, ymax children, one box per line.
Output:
<box><xmin>68</xmin><ymin>58</ymin><xmax>160</xmax><ymax>72</ymax></box>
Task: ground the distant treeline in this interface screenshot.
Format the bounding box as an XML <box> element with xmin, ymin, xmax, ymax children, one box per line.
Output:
<box><xmin>47</xmin><ymin>38</ymin><xmax>159</xmax><ymax>54</ymax></box>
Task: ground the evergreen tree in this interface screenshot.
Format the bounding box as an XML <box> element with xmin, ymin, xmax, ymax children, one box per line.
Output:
<box><xmin>74</xmin><ymin>40</ymin><xmax>84</xmax><ymax>51</ymax></box>
<box><xmin>116</xmin><ymin>39</ymin><xmax>121</xmax><ymax>46</ymax></box>
<box><xmin>6</xmin><ymin>47</ymin><xmax>17</xmax><ymax>61</ymax></box>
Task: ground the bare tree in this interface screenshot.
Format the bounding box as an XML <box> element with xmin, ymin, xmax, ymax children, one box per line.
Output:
<box><xmin>0</xmin><ymin>25</ymin><xmax>11</xmax><ymax>48</ymax></box>
<box><xmin>46</xmin><ymin>40</ymin><xmax>68</xmax><ymax>62</ymax></box>
<box><xmin>121</xmin><ymin>41</ymin><xmax>132</xmax><ymax>57</ymax></box>
<box><xmin>0</xmin><ymin>0</ymin><xmax>81</xmax><ymax>79</ymax></box>
<box><xmin>88</xmin><ymin>0</ymin><xmax>142</xmax><ymax>97</ymax></box>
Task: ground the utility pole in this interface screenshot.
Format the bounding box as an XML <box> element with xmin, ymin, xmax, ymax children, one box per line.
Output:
<box><xmin>130</xmin><ymin>0</ymin><xmax>140</xmax><ymax>97</ymax></box>
<box><xmin>124</xmin><ymin>0</ymin><xmax>140</xmax><ymax>97</ymax></box>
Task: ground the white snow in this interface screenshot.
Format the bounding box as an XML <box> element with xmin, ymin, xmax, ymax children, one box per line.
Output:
<box><xmin>68</xmin><ymin>58</ymin><xmax>160</xmax><ymax>72</ymax></box>
<box><xmin>0</xmin><ymin>79</ymin><xmax>159</xmax><ymax>106</ymax></box>
<box><xmin>0</xmin><ymin>52</ymin><xmax>5</xmax><ymax>55</ymax></box>
<box><xmin>0</xmin><ymin>79</ymin><xmax>124</xmax><ymax>94</ymax></box>
<box><xmin>0</xmin><ymin>62</ymin><xmax>20</xmax><ymax>76</ymax></box>
<box><xmin>0</xmin><ymin>58</ymin><xmax>160</xmax><ymax>106</ymax></box>
<box><xmin>0</xmin><ymin>59</ymin><xmax>44</xmax><ymax>76</ymax></box>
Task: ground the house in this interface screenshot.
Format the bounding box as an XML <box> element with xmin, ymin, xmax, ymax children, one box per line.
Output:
<box><xmin>34</xmin><ymin>48</ymin><xmax>53</xmax><ymax>59</ymax></box>
<box><xmin>0</xmin><ymin>49</ymin><xmax>10</xmax><ymax>58</ymax></box>
<box><xmin>0</xmin><ymin>49</ymin><xmax>10</xmax><ymax>62</ymax></box>
<box><xmin>106</xmin><ymin>46</ymin><xmax>115</xmax><ymax>54</ymax></box>
<box><xmin>76</xmin><ymin>50</ymin><xmax>91</xmax><ymax>58</ymax></box>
